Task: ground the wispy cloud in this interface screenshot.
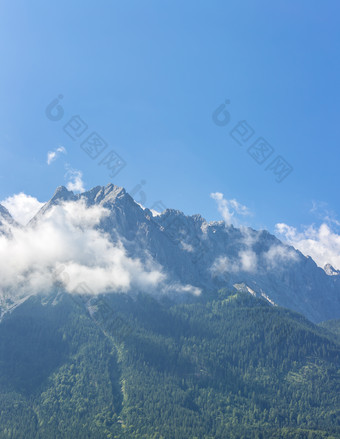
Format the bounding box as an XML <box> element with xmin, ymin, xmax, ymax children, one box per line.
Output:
<box><xmin>1</xmin><ymin>193</ymin><xmax>45</xmax><ymax>225</ymax></box>
<box><xmin>263</xmin><ymin>244</ymin><xmax>298</xmax><ymax>269</ymax></box>
<box><xmin>65</xmin><ymin>168</ymin><xmax>85</xmax><ymax>193</ymax></box>
<box><xmin>211</xmin><ymin>192</ymin><xmax>251</xmax><ymax>225</ymax></box>
<box><xmin>47</xmin><ymin>146</ymin><xmax>66</xmax><ymax>165</ymax></box>
<box><xmin>210</xmin><ymin>225</ymin><xmax>298</xmax><ymax>277</ymax></box>
<box><xmin>310</xmin><ymin>200</ymin><xmax>340</xmax><ymax>228</ymax></box>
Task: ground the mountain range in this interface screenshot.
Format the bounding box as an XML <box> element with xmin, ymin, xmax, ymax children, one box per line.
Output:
<box><xmin>1</xmin><ymin>183</ymin><xmax>339</xmax><ymax>323</ymax></box>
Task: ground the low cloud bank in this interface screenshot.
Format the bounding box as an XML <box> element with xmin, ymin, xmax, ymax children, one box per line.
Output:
<box><xmin>210</xmin><ymin>227</ymin><xmax>298</xmax><ymax>277</ymax></box>
<box><xmin>0</xmin><ymin>199</ymin><xmax>200</xmax><ymax>300</ymax></box>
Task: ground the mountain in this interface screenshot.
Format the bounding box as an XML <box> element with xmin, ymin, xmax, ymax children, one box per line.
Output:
<box><xmin>25</xmin><ymin>183</ymin><xmax>340</xmax><ymax>323</ymax></box>
<box><xmin>0</xmin><ymin>203</ymin><xmax>16</xmax><ymax>234</ymax></box>
<box><xmin>0</xmin><ymin>289</ymin><xmax>339</xmax><ymax>439</ymax></box>
<box><xmin>324</xmin><ymin>264</ymin><xmax>340</xmax><ymax>277</ymax></box>
<box><xmin>1</xmin><ymin>184</ymin><xmax>340</xmax><ymax>438</ymax></box>
<box><xmin>320</xmin><ymin>319</ymin><xmax>340</xmax><ymax>343</ymax></box>
<box><xmin>0</xmin><ymin>204</ymin><xmax>12</xmax><ymax>221</ymax></box>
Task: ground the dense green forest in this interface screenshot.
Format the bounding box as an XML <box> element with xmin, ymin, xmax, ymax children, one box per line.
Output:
<box><xmin>320</xmin><ymin>320</ymin><xmax>340</xmax><ymax>344</ymax></box>
<box><xmin>0</xmin><ymin>289</ymin><xmax>339</xmax><ymax>438</ymax></box>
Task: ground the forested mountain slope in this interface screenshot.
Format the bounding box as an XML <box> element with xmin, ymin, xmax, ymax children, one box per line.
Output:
<box><xmin>0</xmin><ymin>289</ymin><xmax>339</xmax><ymax>439</ymax></box>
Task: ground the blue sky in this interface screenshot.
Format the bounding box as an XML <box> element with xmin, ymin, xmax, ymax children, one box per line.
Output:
<box><xmin>0</xmin><ymin>0</ymin><xmax>339</xmax><ymax>248</ymax></box>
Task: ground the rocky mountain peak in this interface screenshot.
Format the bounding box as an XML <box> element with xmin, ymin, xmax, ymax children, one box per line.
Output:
<box><xmin>324</xmin><ymin>263</ymin><xmax>340</xmax><ymax>276</ymax></box>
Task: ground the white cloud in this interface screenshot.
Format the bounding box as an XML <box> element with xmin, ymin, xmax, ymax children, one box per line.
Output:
<box><xmin>275</xmin><ymin>222</ymin><xmax>340</xmax><ymax>270</ymax></box>
<box><xmin>310</xmin><ymin>201</ymin><xmax>340</xmax><ymax>228</ymax></box>
<box><xmin>168</xmin><ymin>283</ymin><xmax>201</xmax><ymax>296</ymax></box>
<box><xmin>210</xmin><ymin>253</ymin><xmax>254</xmax><ymax>275</ymax></box>
<box><xmin>1</xmin><ymin>193</ymin><xmax>45</xmax><ymax>225</ymax></box>
<box><xmin>0</xmin><ymin>199</ymin><xmax>199</xmax><ymax>301</ymax></box>
<box><xmin>211</xmin><ymin>192</ymin><xmax>250</xmax><ymax>226</ymax></box>
<box><xmin>0</xmin><ymin>200</ymin><xmax>163</xmax><ymax>297</ymax></box>
<box><xmin>210</xmin><ymin>224</ymin><xmax>299</xmax><ymax>277</ymax></box>
<box><xmin>66</xmin><ymin>168</ymin><xmax>85</xmax><ymax>193</ymax></box>
<box><xmin>211</xmin><ymin>256</ymin><xmax>233</xmax><ymax>275</ymax></box>
<box><xmin>263</xmin><ymin>244</ymin><xmax>298</xmax><ymax>269</ymax></box>
<box><xmin>239</xmin><ymin>249</ymin><xmax>257</xmax><ymax>272</ymax></box>
<box><xmin>47</xmin><ymin>146</ymin><xmax>66</xmax><ymax>165</ymax></box>
<box><xmin>210</xmin><ymin>242</ymin><xmax>298</xmax><ymax>276</ymax></box>
<box><xmin>180</xmin><ymin>241</ymin><xmax>194</xmax><ymax>253</ymax></box>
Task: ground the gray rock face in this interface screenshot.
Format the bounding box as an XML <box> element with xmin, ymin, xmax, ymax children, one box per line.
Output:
<box><xmin>22</xmin><ymin>183</ymin><xmax>340</xmax><ymax>323</ymax></box>
<box><xmin>0</xmin><ymin>204</ymin><xmax>13</xmax><ymax>222</ymax></box>
<box><xmin>0</xmin><ymin>204</ymin><xmax>17</xmax><ymax>235</ymax></box>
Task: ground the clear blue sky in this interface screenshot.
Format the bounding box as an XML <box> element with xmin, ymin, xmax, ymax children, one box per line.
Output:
<box><xmin>0</xmin><ymin>0</ymin><xmax>339</xmax><ymax>234</ymax></box>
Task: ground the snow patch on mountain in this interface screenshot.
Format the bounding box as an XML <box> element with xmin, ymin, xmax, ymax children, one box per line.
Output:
<box><xmin>324</xmin><ymin>263</ymin><xmax>340</xmax><ymax>276</ymax></box>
